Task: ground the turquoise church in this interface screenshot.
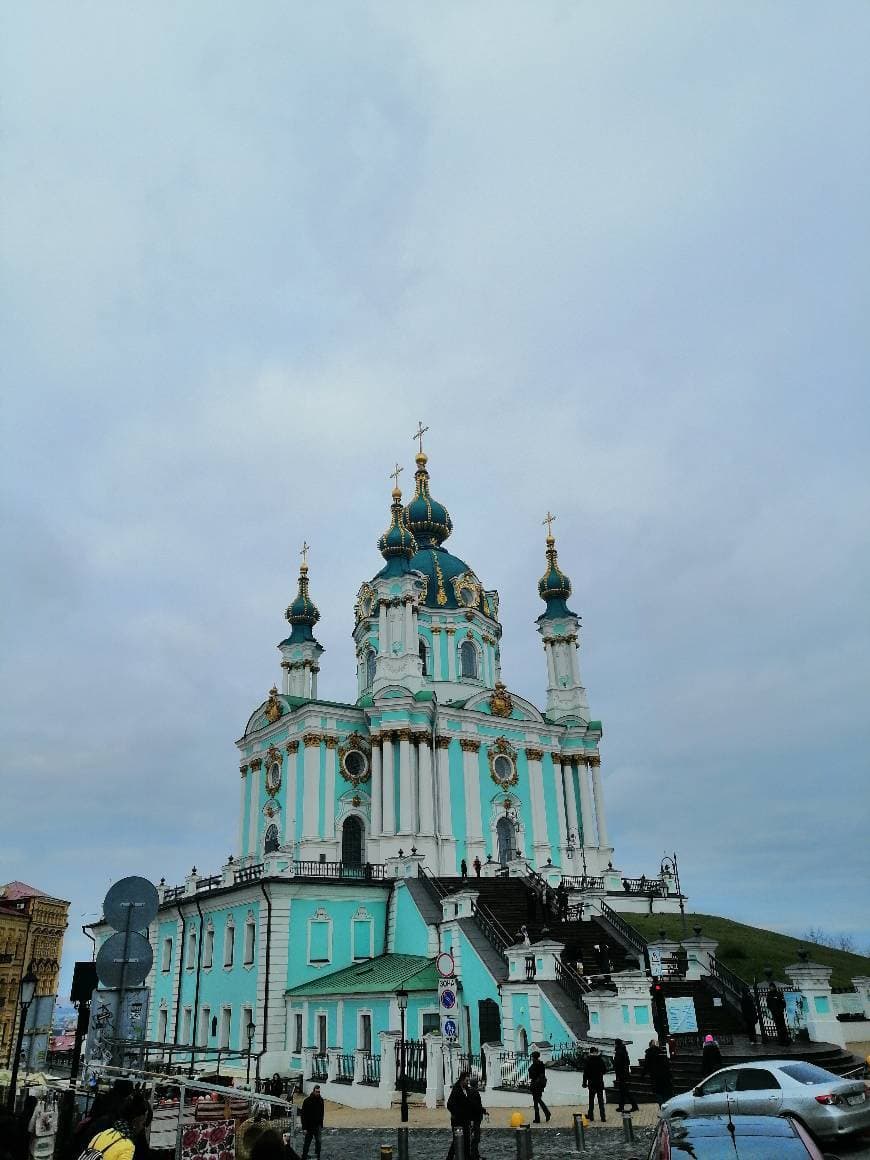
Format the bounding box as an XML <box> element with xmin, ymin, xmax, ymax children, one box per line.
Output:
<box><xmin>100</xmin><ymin>434</ymin><xmax>671</xmax><ymax>1103</ymax></box>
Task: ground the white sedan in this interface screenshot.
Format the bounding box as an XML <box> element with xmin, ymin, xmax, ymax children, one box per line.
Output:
<box><xmin>660</xmin><ymin>1060</ymin><xmax>870</xmax><ymax>1143</ymax></box>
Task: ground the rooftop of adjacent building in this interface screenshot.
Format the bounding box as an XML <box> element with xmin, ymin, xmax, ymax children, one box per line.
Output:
<box><xmin>0</xmin><ymin>881</ymin><xmax>70</xmax><ymax>906</ymax></box>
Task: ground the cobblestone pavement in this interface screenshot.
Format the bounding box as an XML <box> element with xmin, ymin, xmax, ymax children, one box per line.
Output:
<box><xmin>294</xmin><ymin>1125</ymin><xmax>654</xmax><ymax>1159</ymax></box>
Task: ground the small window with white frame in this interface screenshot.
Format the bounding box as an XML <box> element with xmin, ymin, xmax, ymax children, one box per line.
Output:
<box><xmin>161</xmin><ymin>937</ymin><xmax>172</xmax><ymax>973</ymax></box>
<box><xmin>224</xmin><ymin>918</ymin><xmax>235</xmax><ymax>968</ymax></box>
<box><xmin>219</xmin><ymin>1007</ymin><xmax>231</xmax><ymax>1049</ymax></box>
<box><xmin>186</xmin><ymin>927</ymin><xmax>197</xmax><ymax>969</ymax></box>
<box><xmin>460</xmin><ymin>638</ymin><xmax>479</xmax><ymax>680</ymax></box>
<box><xmin>307</xmin><ymin>907</ymin><xmax>333</xmax><ymax>965</ymax></box>
<box><xmin>203</xmin><ymin>923</ymin><xmax>214</xmax><ymax>969</ymax></box>
<box><xmin>243</xmin><ymin>913</ymin><xmax>256</xmax><ymax>966</ymax></box>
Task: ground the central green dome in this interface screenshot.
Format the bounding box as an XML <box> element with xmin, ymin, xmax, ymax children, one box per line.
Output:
<box><xmin>404</xmin><ymin>452</ymin><xmax>453</xmax><ymax>547</ymax></box>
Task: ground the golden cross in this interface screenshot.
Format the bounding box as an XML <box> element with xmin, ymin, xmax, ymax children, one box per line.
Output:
<box><xmin>412</xmin><ymin>420</ymin><xmax>429</xmax><ymax>454</ymax></box>
<box><xmin>299</xmin><ymin>540</ymin><xmax>310</xmax><ymax>567</ymax></box>
<box><xmin>543</xmin><ymin>511</ymin><xmax>556</xmax><ymax>537</ymax></box>
<box><xmin>390</xmin><ymin>463</ymin><xmax>404</xmax><ymax>489</ymax></box>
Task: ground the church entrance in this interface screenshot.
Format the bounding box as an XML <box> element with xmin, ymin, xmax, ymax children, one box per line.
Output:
<box><xmin>496</xmin><ymin>816</ymin><xmax>516</xmax><ymax>865</ymax></box>
<box><xmin>341</xmin><ymin>815</ymin><xmax>364</xmax><ymax>867</ymax></box>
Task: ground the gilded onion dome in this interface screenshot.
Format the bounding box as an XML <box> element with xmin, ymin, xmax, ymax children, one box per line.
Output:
<box><xmin>283</xmin><ymin>560</ymin><xmax>321</xmax><ymax>643</ymax></box>
<box><xmin>378</xmin><ymin>485</ymin><xmax>418</xmax><ymax>573</ymax></box>
<box><xmin>538</xmin><ymin>532</ymin><xmax>575</xmax><ymax>619</ymax></box>
<box><xmin>404</xmin><ymin>452</ymin><xmax>453</xmax><ymax>547</ymax></box>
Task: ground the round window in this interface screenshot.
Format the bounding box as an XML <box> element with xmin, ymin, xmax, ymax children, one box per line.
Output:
<box><xmin>459</xmin><ymin>586</ymin><xmax>476</xmax><ymax>607</ymax></box>
<box><xmin>493</xmin><ymin>754</ymin><xmax>513</xmax><ymax>783</ymax></box>
<box><xmin>343</xmin><ymin>750</ymin><xmax>368</xmax><ymax>779</ymax></box>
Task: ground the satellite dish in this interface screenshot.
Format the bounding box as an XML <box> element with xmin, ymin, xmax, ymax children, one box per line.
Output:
<box><xmin>96</xmin><ymin>931</ymin><xmax>154</xmax><ymax>990</ymax></box>
<box><xmin>103</xmin><ymin>877</ymin><xmax>159</xmax><ymax>934</ymax></box>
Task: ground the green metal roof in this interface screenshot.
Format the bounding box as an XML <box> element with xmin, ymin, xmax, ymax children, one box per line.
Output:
<box><xmin>286</xmin><ymin>954</ymin><xmax>437</xmax><ymax>998</ymax></box>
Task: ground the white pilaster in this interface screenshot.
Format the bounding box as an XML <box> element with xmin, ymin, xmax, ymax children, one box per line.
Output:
<box><xmin>436</xmin><ymin>741</ymin><xmax>452</xmax><ymax>835</ymax></box>
<box><xmin>576</xmin><ymin>758</ymin><xmax>594</xmax><ymax>849</ymax></box>
<box><xmin>404</xmin><ymin>599</ymin><xmax>414</xmax><ymax>650</ymax></box>
<box><xmin>462</xmin><ymin>741</ymin><xmax>485</xmax><ymax>860</ymax></box>
<box><xmin>431</xmin><ymin>628</ymin><xmax>442</xmax><ymax>680</ymax></box>
<box><xmin>238</xmin><ymin>770</ymin><xmax>248</xmax><ymax>857</ymax></box>
<box><xmin>382</xmin><ymin>735</ymin><xmax>396</xmax><ymax>836</ymax></box>
<box><xmin>562</xmin><ymin>761</ymin><xmax>580</xmax><ymax>843</ymax></box>
<box><xmin>418</xmin><ymin>739</ymin><xmax>435</xmax><ymax>835</ymax></box>
<box><xmin>550</xmin><ymin>753</ymin><xmax>568</xmax><ymax>852</ymax></box>
<box><xmin>302</xmin><ymin>738</ymin><xmax>320</xmax><ymax>840</ymax></box>
<box><xmin>324</xmin><ymin>741</ymin><xmax>336</xmax><ymax>839</ymax></box>
<box><xmin>284</xmin><ymin>746</ymin><xmax>299</xmax><ymax>845</ymax></box>
<box><xmin>545</xmin><ymin>642</ymin><xmax>557</xmax><ymax>688</ymax></box>
<box><xmin>398</xmin><ymin>732</ymin><xmax>413</xmax><ymax>833</ymax></box>
<box><xmin>248</xmin><ymin>764</ymin><xmax>259</xmax><ymax>857</ymax></box>
<box><xmin>446</xmin><ymin>629</ymin><xmax>457</xmax><ymax>680</ymax></box>
<box><xmin>378</xmin><ymin>602</ymin><xmax>388</xmax><ymax>654</ymax></box>
<box><xmin>526</xmin><ymin>749</ymin><xmax>549</xmax><ymax>864</ymax></box>
<box><xmin>371</xmin><ymin>740</ymin><xmax>383</xmax><ymax>835</ymax></box>
<box><xmin>590</xmin><ymin>757</ymin><xmax>608</xmax><ymax>847</ymax></box>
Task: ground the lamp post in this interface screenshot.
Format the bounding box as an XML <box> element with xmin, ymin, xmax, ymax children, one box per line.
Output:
<box><xmin>246</xmin><ymin>1021</ymin><xmax>256</xmax><ymax>1086</ymax></box>
<box><xmin>660</xmin><ymin>851</ymin><xmax>687</xmax><ymax>936</ymax></box>
<box><xmin>6</xmin><ymin>966</ymin><xmax>38</xmax><ymax>1112</ymax></box>
<box><xmin>396</xmin><ymin>987</ymin><xmax>409</xmax><ymax>1123</ymax></box>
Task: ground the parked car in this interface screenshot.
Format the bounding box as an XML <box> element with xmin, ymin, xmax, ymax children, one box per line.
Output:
<box><xmin>642</xmin><ymin>1114</ymin><xmax>840</xmax><ymax>1158</ymax></box>
<box><xmin>660</xmin><ymin>1059</ymin><xmax>870</xmax><ymax>1143</ymax></box>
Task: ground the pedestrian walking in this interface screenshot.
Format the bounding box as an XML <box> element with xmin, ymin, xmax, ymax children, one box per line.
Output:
<box><xmin>445</xmin><ymin>1072</ymin><xmax>471</xmax><ymax>1160</ymax></box>
<box><xmin>701</xmin><ymin>1034</ymin><xmax>723</xmax><ymax>1077</ymax></box>
<box><xmin>473</xmin><ymin>856</ymin><xmax>482</xmax><ymax>877</ymax></box>
<box><xmin>467</xmin><ymin>1077</ymin><xmax>487</xmax><ymax>1159</ymax></box>
<box><xmin>460</xmin><ymin>859</ymin><xmax>468</xmax><ymax>879</ymax></box>
<box><xmin>581</xmin><ymin>1046</ymin><xmax>607</xmax><ymax>1122</ymax></box>
<box><xmin>766</xmin><ymin>983</ymin><xmax>791</xmax><ymax>1045</ymax></box>
<box><xmin>300</xmin><ymin>1084</ymin><xmax>324</xmax><ymax>1160</ymax></box>
<box><xmin>528</xmin><ymin>1051</ymin><xmax>551</xmax><ymax>1123</ymax></box>
<box><xmin>639</xmin><ymin>1039</ymin><xmax>673</xmax><ymax>1105</ymax></box>
<box><xmin>613</xmin><ymin>1038</ymin><xmax>639</xmax><ymax>1113</ymax></box>
<box><xmin>740</xmin><ymin>987</ymin><xmax>758</xmax><ymax>1044</ymax></box>
<box><xmin>81</xmin><ymin>1094</ymin><xmax>151</xmax><ymax>1160</ymax></box>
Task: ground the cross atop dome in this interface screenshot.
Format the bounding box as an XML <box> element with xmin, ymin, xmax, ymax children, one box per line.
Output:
<box><xmin>299</xmin><ymin>539</ymin><xmax>310</xmax><ymax>570</ymax></box>
<box><xmin>543</xmin><ymin>511</ymin><xmax>556</xmax><ymax>539</ymax></box>
<box><xmin>413</xmin><ymin>420</ymin><xmax>429</xmax><ymax>455</ymax></box>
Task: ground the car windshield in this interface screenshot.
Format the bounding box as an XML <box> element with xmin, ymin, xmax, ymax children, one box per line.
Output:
<box><xmin>779</xmin><ymin>1062</ymin><xmax>837</xmax><ymax>1085</ymax></box>
<box><xmin>672</xmin><ymin>1139</ymin><xmax>810</xmax><ymax>1157</ymax></box>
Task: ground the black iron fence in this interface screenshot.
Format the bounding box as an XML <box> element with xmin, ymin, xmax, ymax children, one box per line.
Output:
<box><xmin>459</xmin><ymin>1052</ymin><xmax>486</xmax><ymax>1085</ymax></box>
<box><xmin>395</xmin><ymin>1039</ymin><xmax>427</xmax><ymax>1093</ymax></box>
<box><xmin>234</xmin><ymin>863</ymin><xmax>265</xmax><ymax>885</ymax></box>
<box><xmin>555</xmin><ymin>958</ymin><xmax>590</xmax><ymax>1021</ymax></box>
<box><xmin>597</xmin><ymin>901</ymin><xmax>647</xmax><ymax>962</ymax></box>
<box><xmin>362</xmin><ymin>1054</ymin><xmax>381</xmax><ymax>1086</ymax></box>
<box><xmin>334</xmin><ymin>1053</ymin><xmax>354</xmax><ymax>1083</ymax></box>
<box><xmin>311</xmin><ymin>1053</ymin><xmax>328</xmax><ymax>1081</ymax></box>
<box><xmin>495</xmin><ymin>1051</ymin><xmax>530</xmax><ymax>1090</ymax></box>
<box><xmin>561</xmin><ymin>874</ymin><xmax>605</xmax><ymax>891</ymax></box>
<box><xmin>294</xmin><ymin>861</ymin><xmax>386</xmax><ymax>881</ymax></box>
<box><xmin>620</xmin><ymin>876</ymin><xmax>668</xmax><ymax>896</ymax></box>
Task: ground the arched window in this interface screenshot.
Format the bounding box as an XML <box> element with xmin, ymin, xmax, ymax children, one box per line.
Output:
<box><xmin>203</xmin><ymin>924</ymin><xmax>214</xmax><ymax>969</ymax></box>
<box><xmin>341</xmin><ymin>815</ymin><xmax>364</xmax><ymax>867</ymax></box>
<box><xmin>419</xmin><ymin>639</ymin><xmax>428</xmax><ymax>676</ymax></box>
<box><xmin>496</xmin><ymin>816</ymin><xmax>517</xmax><ymax>866</ymax></box>
<box><xmin>244</xmin><ymin>914</ymin><xmax>256</xmax><ymax>965</ymax></box>
<box><xmin>460</xmin><ymin>639</ymin><xmax>478</xmax><ymax>679</ymax></box>
<box><xmin>517</xmin><ymin>1026</ymin><xmax>528</xmax><ymax>1054</ymax></box>
<box><xmin>264</xmin><ymin>823</ymin><xmax>279</xmax><ymax>853</ymax></box>
<box><xmin>223</xmin><ymin>920</ymin><xmax>235</xmax><ymax>968</ymax></box>
<box><xmin>365</xmin><ymin>650</ymin><xmax>376</xmax><ymax>689</ymax></box>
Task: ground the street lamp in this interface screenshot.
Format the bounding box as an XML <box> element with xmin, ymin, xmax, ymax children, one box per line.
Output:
<box><xmin>660</xmin><ymin>851</ymin><xmax>687</xmax><ymax>936</ymax></box>
<box><xmin>6</xmin><ymin>966</ymin><xmax>38</xmax><ymax>1112</ymax></box>
<box><xmin>246</xmin><ymin>1021</ymin><xmax>256</xmax><ymax>1086</ymax></box>
<box><xmin>396</xmin><ymin>987</ymin><xmax>409</xmax><ymax>1124</ymax></box>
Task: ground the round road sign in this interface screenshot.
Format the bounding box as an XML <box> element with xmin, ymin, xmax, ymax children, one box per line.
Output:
<box><xmin>443</xmin><ymin>1018</ymin><xmax>458</xmax><ymax>1038</ymax></box>
<box><xmin>436</xmin><ymin>951</ymin><xmax>455</xmax><ymax>978</ymax></box>
<box><xmin>440</xmin><ymin>988</ymin><xmax>457</xmax><ymax>1009</ymax></box>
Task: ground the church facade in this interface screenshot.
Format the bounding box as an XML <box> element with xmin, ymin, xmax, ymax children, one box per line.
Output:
<box><xmin>96</xmin><ymin>437</ymin><xmax>681</xmax><ymax>1093</ymax></box>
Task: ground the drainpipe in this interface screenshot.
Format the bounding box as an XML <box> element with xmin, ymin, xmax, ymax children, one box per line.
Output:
<box><xmin>189</xmin><ymin>894</ymin><xmax>205</xmax><ymax>1076</ymax></box>
<box><xmin>172</xmin><ymin>903</ymin><xmax>185</xmax><ymax>1055</ymax></box>
<box><xmin>259</xmin><ymin>880</ymin><xmax>273</xmax><ymax>1058</ymax></box>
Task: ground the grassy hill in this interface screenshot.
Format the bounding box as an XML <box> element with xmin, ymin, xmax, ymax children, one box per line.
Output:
<box><xmin>624</xmin><ymin>913</ymin><xmax>870</xmax><ymax>991</ymax></box>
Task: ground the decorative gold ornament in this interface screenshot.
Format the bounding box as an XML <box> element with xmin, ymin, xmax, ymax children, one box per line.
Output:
<box><xmin>489</xmin><ymin>681</ymin><xmax>513</xmax><ymax>718</ymax></box>
<box><xmin>265</xmin><ymin>745</ymin><xmax>282</xmax><ymax>767</ymax></box>
<box><xmin>488</xmin><ymin>736</ymin><xmax>519</xmax><ymax>789</ymax></box>
<box><xmin>303</xmin><ymin>732</ymin><xmax>322</xmax><ymax>748</ymax></box>
<box><xmin>265</xmin><ymin>760</ymin><xmax>282</xmax><ymax>797</ymax></box>
<box><xmin>589</xmin><ymin>754</ymin><xmax>601</xmax><ymax>767</ymax></box>
<box><xmin>430</xmin><ymin>550</ymin><xmax>448</xmax><ymax>605</ymax></box>
<box><xmin>338</xmin><ymin>731</ymin><xmax>371</xmax><ymax>787</ymax></box>
<box><xmin>459</xmin><ymin>738</ymin><xmax>481</xmax><ymax>753</ymax></box>
<box><xmin>239</xmin><ymin>764</ymin><xmax>249</xmax><ymax>777</ymax></box>
<box><xmin>435</xmin><ymin>735</ymin><xmax>452</xmax><ymax>749</ymax></box>
<box><xmin>324</xmin><ymin>736</ymin><xmax>338</xmax><ymax>750</ymax></box>
<box><xmin>524</xmin><ymin>747</ymin><xmax>544</xmax><ymax>761</ymax></box>
<box><xmin>452</xmin><ymin>571</ymin><xmax>481</xmax><ymax>610</ymax></box>
<box><xmin>265</xmin><ymin>686</ymin><xmax>283</xmax><ymax>723</ymax></box>
<box><xmin>352</xmin><ymin>794</ymin><xmax>362</xmax><ymax>808</ymax></box>
<box><xmin>285</xmin><ymin>739</ymin><xmax>299</xmax><ymax>755</ymax></box>
<box><xmin>356</xmin><ymin>583</ymin><xmax>377</xmax><ymax>620</ymax></box>
<box><xmin>250</xmin><ymin>757</ymin><xmax>263</xmax><ymax>771</ymax></box>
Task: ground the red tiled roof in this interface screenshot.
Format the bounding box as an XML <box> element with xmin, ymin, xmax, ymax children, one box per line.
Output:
<box><xmin>1</xmin><ymin>881</ymin><xmax>47</xmax><ymax>900</ymax></box>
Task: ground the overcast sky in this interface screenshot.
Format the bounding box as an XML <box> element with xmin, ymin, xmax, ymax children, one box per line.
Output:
<box><xmin>2</xmin><ymin>3</ymin><xmax>869</xmax><ymax>994</ymax></box>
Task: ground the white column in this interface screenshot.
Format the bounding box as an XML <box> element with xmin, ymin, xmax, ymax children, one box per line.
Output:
<box><xmin>550</xmin><ymin>752</ymin><xmax>568</xmax><ymax>850</ymax></box>
<box><xmin>248</xmin><ymin>764</ymin><xmax>259</xmax><ymax>856</ymax></box>
<box><xmin>382</xmin><ymin>735</ymin><xmax>396</xmax><ymax>836</ymax></box>
<box><xmin>525</xmin><ymin>749</ymin><xmax>549</xmax><ymax>864</ymax></box>
<box><xmin>446</xmin><ymin>629</ymin><xmax>457</xmax><ymax>680</ymax></box>
<box><xmin>302</xmin><ymin>738</ymin><xmax>320</xmax><ymax>840</ymax></box>
<box><xmin>576</xmin><ymin>758</ymin><xmax>595</xmax><ymax>849</ymax></box>
<box><xmin>311</xmin><ymin>665</ymin><xmax>319</xmax><ymax>699</ymax></box>
<box><xmin>398</xmin><ymin>731</ymin><xmax>413</xmax><ymax>833</ymax></box>
<box><xmin>418</xmin><ymin>739</ymin><xmax>435</xmax><ymax>835</ymax></box>
<box><xmin>545</xmin><ymin>641</ymin><xmax>557</xmax><ymax>689</ymax></box>
<box><xmin>568</xmin><ymin>638</ymin><xmax>581</xmax><ymax>685</ymax></box>
<box><xmin>324</xmin><ymin>741</ymin><xmax>336</xmax><ymax>839</ymax></box>
<box><xmin>590</xmin><ymin>757</ymin><xmax>609</xmax><ymax>847</ymax></box>
<box><xmin>462</xmin><ymin>741</ymin><xmax>484</xmax><ymax>858</ymax></box>
<box><xmin>371</xmin><ymin>740</ymin><xmax>383</xmax><ymax>835</ymax></box>
<box><xmin>431</xmin><ymin>629</ymin><xmax>442</xmax><ymax>679</ymax></box>
<box><xmin>562</xmin><ymin>761</ymin><xmax>580</xmax><ymax>843</ymax></box>
<box><xmin>378</xmin><ymin>602</ymin><xmax>388</xmax><ymax>654</ymax></box>
<box><xmin>284</xmin><ymin>746</ymin><xmax>298</xmax><ymax>845</ymax></box>
<box><xmin>436</xmin><ymin>741</ymin><xmax>452</xmax><ymax>835</ymax></box>
<box><xmin>238</xmin><ymin>770</ymin><xmax>248</xmax><ymax>856</ymax></box>
<box><xmin>404</xmin><ymin>600</ymin><xmax>414</xmax><ymax>653</ymax></box>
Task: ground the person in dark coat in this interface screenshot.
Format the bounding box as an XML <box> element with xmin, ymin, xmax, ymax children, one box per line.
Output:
<box><xmin>639</xmin><ymin>1039</ymin><xmax>673</xmax><ymax>1105</ymax></box>
<box><xmin>613</xmin><ymin>1038</ymin><xmax>639</xmax><ymax>1113</ymax></box>
<box><xmin>466</xmin><ymin>1077</ymin><xmax>486</xmax><ymax>1160</ymax></box>
<box><xmin>701</xmin><ymin>1034</ymin><xmax>723</xmax><ymax>1077</ymax></box>
<box><xmin>740</xmin><ymin>987</ymin><xmax>758</xmax><ymax>1044</ymax></box>
<box><xmin>445</xmin><ymin>1072</ymin><xmax>471</xmax><ymax>1160</ymax></box>
<box><xmin>528</xmin><ymin>1051</ymin><xmax>551</xmax><ymax>1123</ymax></box>
<box><xmin>460</xmin><ymin>859</ymin><xmax>468</xmax><ymax>879</ymax></box>
<box><xmin>300</xmin><ymin>1084</ymin><xmax>324</xmax><ymax>1160</ymax></box>
<box><xmin>766</xmin><ymin>983</ymin><xmax>790</xmax><ymax>1045</ymax></box>
<box><xmin>473</xmin><ymin>857</ymin><xmax>482</xmax><ymax>877</ymax></box>
<box><xmin>581</xmin><ymin>1046</ymin><xmax>608</xmax><ymax>1121</ymax></box>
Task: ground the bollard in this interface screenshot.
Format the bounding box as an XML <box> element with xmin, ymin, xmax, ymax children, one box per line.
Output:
<box><xmin>453</xmin><ymin>1126</ymin><xmax>466</xmax><ymax>1160</ymax></box>
<box><xmin>379</xmin><ymin>1147</ymin><xmax>394</xmax><ymax>1159</ymax></box>
<box><xmin>515</xmin><ymin>1123</ymin><xmax>534</xmax><ymax>1160</ymax></box>
<box><xmin>622</xmin><ymin>1111</ymin><xmax>635</xmax><ymax>1142</ymax></box>
<box><xmin>397</xmin><ymin>1126</ymin><xmax>410</xmax><ymax>1160</ymax></box>
<box><xmin>572</xmin><ymin>1112</ymin><xmax>587</xmax><ymax>1150</ymax></box>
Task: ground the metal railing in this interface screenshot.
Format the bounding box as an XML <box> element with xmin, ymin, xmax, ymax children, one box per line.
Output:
<box><xmin>555</xmin><ymin>958</ymin><xmax>591</xmax><ymax>1021</ymax></box>
<box><xmin>417</xmin><ymin>864</ymin><xmax>448</xmax><ymax>905</ymax></box>
<box><xmin>294</xmin><ymin>861</ymin><xmax>386</xmax><ymax>881</ymax></box>
<box><xmin>162</xmin><ymin>886</ymin><xmax>185</xmax><ymax>902</ymax></box>
<box><xmin>196</xmin><ymin>874</ymin><xmax>222</xmax><ymax>892</ymax></box>
<box><xmin>311</xmin><ymin>1053</ymin><xmax>328</xmax><ymax>1081</ymax></box>
<box><xmin>561</xmin><ymin>874</ymin><xmax>605</xmax><ymax>891</ymax></box>
<box><xmin>495</xmin><ymin>1051</ymin><xmax>530</xmax><ymax>1090</ymax></box>
<box><xmin>548</xmin><ymin>1040</ymin><xmax>613</xmax><ymax>1070</ymax></box>
<box><xmin>620</xmin><ymin>876</ymin><xmax>668</xmax><ymax>896</ymax></box>
<box><xmin>459</xmin><ymin>1052</ymin><xmax>486</xmax><ymax>1085</ymax></box>
<box><xmin>470</xmin><ymin>900</ymin><xmax>511</xmax><ymax>965</ymax></box>
<box><xmin>234</xmin><ymin>863</ymin><xmax>264</xmax><ymax>885</ymax></box>
<box><xmin>598</xmin><ymin>901</ymin><xmax>647</xmax><ymax>962</ymax></box>
<box><xmin>361</xmin><ymin>1053</ymin><xmax>381</xmax><ymax>1086</ymax></box>
<box><xmin>670</xmin><ymin>1032</ymin><xmax>734</xmax><ymax>1051</ymax></box>
<box><xmin>396</xmin><ymin>1038</ymin><xmax>427</xmax><ymax>1093</ymax></box>
<box><xmin>708</xmin><ymin>955</ymin><xmax>747</xmax><ymax>1005</ymax></box>
<box><xmin>525</xmin><ymin>954</ymin><xmax>537</xmax><ymax>980</ymax></box>
<box><xmin>334</xmin><ymin>1053</ymin><xmax>354</xmax><ymax>1084</ymax></box>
